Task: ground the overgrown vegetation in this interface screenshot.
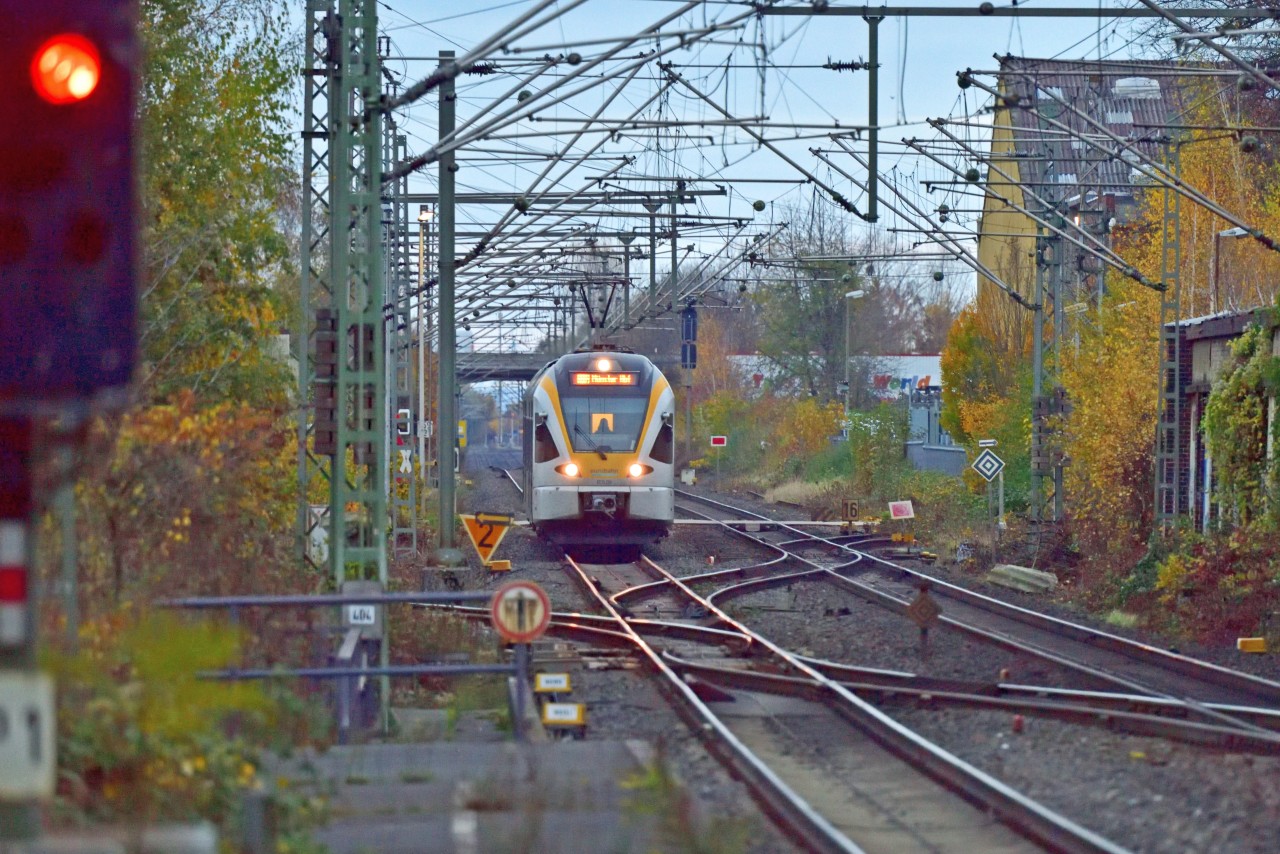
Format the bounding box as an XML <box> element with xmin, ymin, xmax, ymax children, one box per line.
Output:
<box><xmin>47</xmin><ymin>613</ymin><xmax>328</xmax><ymax>849</ymax></box>
<box><xmin>695</xmin><ymin>384</ymin><xmax>985</xmax><ymax>552</ymax></box>
<box><xmin>935</xmin><ymin>72</ymin><xmax>1280</xmax><ymax>643</ymax></box>
<box><xmin>1127</xmin><ymin>316</ymin><xmax>1280</xmax><ymax>643</ymax></box>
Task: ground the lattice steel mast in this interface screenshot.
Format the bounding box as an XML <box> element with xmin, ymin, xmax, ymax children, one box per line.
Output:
<box><xmin>299</xmin><ymin>0</ymin><xmax>387</xmax><ymax>586</ymax></box>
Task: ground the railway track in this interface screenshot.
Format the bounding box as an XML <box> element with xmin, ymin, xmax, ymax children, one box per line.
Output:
<box><xmin>488</xmin><ymin>470</ymin><xmax>1280</xmax><ymax>743</ymax></box>
<box><xmin>673</xmin><ymin>489</ymin><xmax>1280</xmax><ymax>735</ymax></box>
<box><xmin>557</xmin><ymin>551</ymin><xmax>1124</xmax><ymax>853</ymax></box>
<box><xmin>472</xmin><ymin>468</ymin><xmax>1280</xmax><ymax>848</ymax></box>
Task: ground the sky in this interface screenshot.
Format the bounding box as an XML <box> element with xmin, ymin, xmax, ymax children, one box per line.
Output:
<box><xmin>375</xmin><ymin>0</ymin><xmax>1165</xmax><ymax>197</ymax></box>
<box><xmin>327</xmin><ymin>1</ymin><xmax>1191</xmax><ymax>352</ymax></box>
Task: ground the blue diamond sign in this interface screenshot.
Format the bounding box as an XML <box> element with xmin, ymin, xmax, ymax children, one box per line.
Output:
<box><xmin>972</xmin><ymin>448</ymin><xmax>1005</xmax><ymax>482</ymax></box>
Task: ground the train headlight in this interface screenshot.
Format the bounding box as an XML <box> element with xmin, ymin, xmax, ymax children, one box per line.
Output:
<box><xmin>628</xmin><ymin>463</ymin><xmax>652</xmax><ymax>478</ymax></box>
<box><xmin>557</xmin><ymin>462</ymin><xmax>580</xmax><ymax>477</ymax></box>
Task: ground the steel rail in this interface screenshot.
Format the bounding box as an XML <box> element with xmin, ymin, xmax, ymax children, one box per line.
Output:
<box><xmin>667</xmin><ymin>655</ymin><xmax>1280</xmax><ymax>754</ymax></box>
<box><xmin>494</xmin><ymin>466</ymin><xmax>524</xmax><ymax>494</ymax></box>
<box><xmin>558</xmin><ymin>554</ymin><xmax>864</xmax><ymax>854</ymax></box>
<box><xmin>797</xmin><ymin>654</ymin><xmax>1280</xmax><ymax>731</ymax></box>
<box><xmin>676</xmin><ymin>490</ymin><xmax>1280</xmax><ymax>722</ymax></box>
<box><xmin>632</xmin><ymin>551</ymin><xmax>1125</xmax><ymax>853</ymax></box>
<box><xmin>439</xmin><ymin>604</ymin><xmax>1280</xmax><ymax>734</ymax></box>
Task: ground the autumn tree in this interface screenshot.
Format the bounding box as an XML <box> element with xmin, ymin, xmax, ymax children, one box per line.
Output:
<box><xmin>139</xmin><ymin>0</ymin><xmax>297</xmax><ymax>407</ymax></box>
<box><xmin>689</xmin><ymin>306</ymin><xmax>754</xmax><ymax>407</ymax></box>
<box><xmin>750</xmin><ymin>201</ymin><xmax>935</xmax><ymax>401</ymax></box>
<box><xmin>1055</xmin><ymin>77</ymin><xmax>1280</xmax><ymax>554</ymax></box>
<box><xmin>1057</xmin><ymin>286</ymin><xmax>1161</xmax><ymax>563</ymax></box>
<box><xmin>57</xmin><ymin>0</ymin><xmax>304</xmax><ymax>615</ymax></box>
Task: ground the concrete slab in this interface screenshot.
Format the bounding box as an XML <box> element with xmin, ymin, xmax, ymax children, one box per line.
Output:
<box><xmin>272</xmin><ymin>741</ymin><xmax>665</xmax><ymax>853</ymax></box>
<box><xmin>987</xmin><ymin>564</ymin><xmax>1058</xmax><ymax>593</ymax></box>
<box><xmin>1</xmin><ymin>824</ymin><xmax>216</xmax><ymax>854</ymax></box>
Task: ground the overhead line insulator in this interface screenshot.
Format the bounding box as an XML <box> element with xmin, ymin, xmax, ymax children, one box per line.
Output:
<box><xmin>823</xmin><ymin>59</ymin><xmax>873</xmax><ymax>73</ymax></box>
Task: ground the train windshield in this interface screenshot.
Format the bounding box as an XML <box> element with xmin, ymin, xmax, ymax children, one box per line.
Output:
<box><xmin>560</xmin><ymin>394</ymin><xmax>649</xmax><ymax>454</ymax></box>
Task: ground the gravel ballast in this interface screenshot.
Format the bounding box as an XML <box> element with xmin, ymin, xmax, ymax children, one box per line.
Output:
<box><xmin>441</xmin><ymin>459</ymin><xmax>1280</xmax><ymax>853</ymax></box>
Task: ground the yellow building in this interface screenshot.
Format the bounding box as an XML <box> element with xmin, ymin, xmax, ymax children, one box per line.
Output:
<box><xmin>975</xmin><ymin>57</ymin><xmax>1200</xmax><ymax>332</ymax></box>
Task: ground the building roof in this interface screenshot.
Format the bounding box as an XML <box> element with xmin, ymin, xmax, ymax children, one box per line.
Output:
<box><xmin>995</xmin><ymin>56</ymin><xmax>1218</xmax><ymax>213</ymax></box>
<box><xmin>1168</xmin><ymin>306</ymin><xmax>1270</xmax><ymax>341</ymax></box>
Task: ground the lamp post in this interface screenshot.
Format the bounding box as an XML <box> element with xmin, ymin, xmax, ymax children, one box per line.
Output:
<box><xmin>1212</xmin><ymin>226</ymin><xmax>1248</xmax><ymax>313</ymax></box>
<box><xmin>417</xmin><ymin>205</ymin><xmax>433</xmax><ymax>511</ymax></box>
<box><xmin>844</xmin><ymin>289</ymin><xmax>866</xmax><ymax>414</ymax></box>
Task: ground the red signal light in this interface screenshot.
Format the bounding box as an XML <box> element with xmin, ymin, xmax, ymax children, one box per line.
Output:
<box><xmin>31</xmin><ymin>33</ymin><xmax>101</xmax><ymax>104</ymax></box>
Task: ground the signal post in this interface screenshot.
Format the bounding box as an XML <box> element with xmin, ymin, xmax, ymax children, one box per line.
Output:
<box><xmin>0</xmin><ymin>1</ymin><xmax>138</xmax><ymax>839</ymax></box>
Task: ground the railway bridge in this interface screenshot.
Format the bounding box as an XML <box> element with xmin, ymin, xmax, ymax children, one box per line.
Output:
<box><xmin>456</xmin><ymin>351</ymin><xmax>553</xmax><ymax>383</ymax></box>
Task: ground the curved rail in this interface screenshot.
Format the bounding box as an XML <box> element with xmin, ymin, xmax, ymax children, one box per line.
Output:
<box><xmin>675</xmin><ymin>489</ymin><xmax>1280</xmax><ymax>725</ymax></box>
<box><xmin>559</xmin><ymin>554</ymin><xmax>863</xmax><ymax>854</ymax></box>
<box><xmin>628</xmin><ymin>553</ymin><xmax>1125</xmax><ymax>854</ymax></box>
<box><xmin>432</xmin><ymin>604</ymin><xmax>1280</xmax><ymax>744</ymax></box>
<box><xmin>493</xmin><ymin>466</ymin><xmax>524</xmax><ymax>494</ymax></box>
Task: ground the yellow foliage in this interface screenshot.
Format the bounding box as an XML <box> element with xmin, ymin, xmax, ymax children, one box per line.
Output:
<box><xmin>75</xmin><ymin>390</ymin><xmax>303</xmax><ymax>609</ymax></box>
<box><xmin>1059</xmin><ymin>284</ymin><xmax>1161</xmax><ymax>556</ymax></box>
<box><xmin>49</xmin><ymin>611</ymin><xmax>285</xmax><ymax>824</ymax></box>
<box><xmin>775</xmin><ymin>397</ymin><xmax>843</xmax><ymax>460</ymax></box>
<box><xmin>1155</xmin><ymin>553</ymin><xmax>1191</xmax><ymax>594</ymax></box>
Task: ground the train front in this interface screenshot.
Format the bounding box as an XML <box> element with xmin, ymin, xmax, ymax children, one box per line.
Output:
<box><xmin>526</xmin><ymin>350</ymin><xmax>675</xmax><ymax>546</ymax></box>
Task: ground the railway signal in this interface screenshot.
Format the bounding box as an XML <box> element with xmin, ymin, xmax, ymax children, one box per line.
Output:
<box><xmin>972</xmin><ymin>448</ymin><xmax>1005</xmax><ymax>482</ymax></box>
<box><xmin>2</xmin><ymin>1</ymin><xmax>137</xmax><ymax>839</ymax></box>
<box><xmin>0</xmin><ymin>0</ymin><xmax>138</xmax><ymax>401</ymax></box>
<box><xmin>461</xmin><ymin>513</ymin><xmax>512</xmax><ymax>566</ymax></box>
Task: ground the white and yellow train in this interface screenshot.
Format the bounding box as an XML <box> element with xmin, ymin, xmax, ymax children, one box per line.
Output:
<box><xmin>522</xmin><ymin>347</ymin><xmax>675</xmax><ymax>550</ymax></box>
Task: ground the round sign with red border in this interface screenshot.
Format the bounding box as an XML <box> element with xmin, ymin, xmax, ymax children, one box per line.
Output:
<box><xmin>489</xmin><ymin>580</ymin><xmax>551</xmax><ymax>644</ymax></box>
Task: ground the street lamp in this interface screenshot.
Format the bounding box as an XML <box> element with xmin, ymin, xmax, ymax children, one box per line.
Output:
<box><xmin>417</xmin><ymin>205</ymin><xmax>433</xmax><ymax>505</ymax></box>
<box><xmin>844</xmin><ymin>289</ymin><xmax>866</xmax><ymax>414</ymax></box>
<box><xmin>1212</xmin><ymin>226</ymin><xmax>1248</xmax><ymax>313</ymax></box>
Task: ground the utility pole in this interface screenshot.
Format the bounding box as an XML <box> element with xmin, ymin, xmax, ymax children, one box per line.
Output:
<box><xmin>645</xmin><ymin>200</ymin><xmax>660</xmax><ymax>314</ymax></box>
<box><xmin>865</xmin><ymin>13</ymin><xmax>882</xmax><ymax>222</ymax></box>
<box><xmin>386</xmin><ymin>120</ymin><xmax>417</xmax><ymax>560</ymax></box>
<box><xmin>297</xmin><ymin>0</ymin><xmax>335</xmax><ymax>567</ymax></box>
<box><xmin>844</xmin><ymin>289</ymin><xmax>866</xmax><ymax>413</ymax></box>
<box><xmin>621</xmin><ymin>232</ymin><xmax>635</xmax><ymax>326</ymax></box>
<box><xmin>1031</xmin><ymin>225</ymin><xmax>1046</xmax><ymax>524</ymax></box>
<box><xmin>670</xmin><ymin>182</ymin><xmax>681</xmax><ymax>310</ymax></box>
<box><xmin>437</xmin><ymin>50</ymin><xmax>459</xmax><ymax>552</ymax></box>
<box><xmin>1155</xmin><ymin>143</ymin><xmax>1184</xmax><ymax>529</ymax></box>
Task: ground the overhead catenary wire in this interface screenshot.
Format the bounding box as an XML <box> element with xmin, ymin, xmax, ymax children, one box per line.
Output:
<box><xmin>387</xmin><ymin>1</ymin><xmax>749</xmax><ymax>183</ymax></box>
<box><xmin>918</xmin><ymin>119</ymin><xmax>1161</xmax><ymax>291</ymax></box>
<box><xmin>1130</xmin><ymin>0</ymin><xmax>1280</xmax><ymax>96</ymax></box>
<box><xmin>960</xmin><ymin>68</ymin><xmax>1280</xmax><ymax>254</ymax></box>
<box><xmin>810</xmin><ymin>144</ymin><xmax>1035</xmax><ymax>311</ymax></box>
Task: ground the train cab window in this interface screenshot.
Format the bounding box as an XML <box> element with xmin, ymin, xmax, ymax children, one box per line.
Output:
<box><xmin>561</xmin><ymin>396</ymin><xmax>648</xmax><ymax>453</ymax></box>
<box><xmin>534</xmin><ymin>421</ymin><xmax>559</xmax><ymax>463</ymax></box>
